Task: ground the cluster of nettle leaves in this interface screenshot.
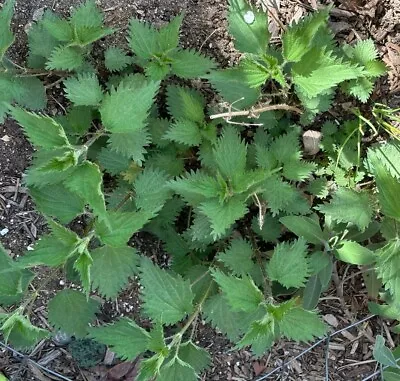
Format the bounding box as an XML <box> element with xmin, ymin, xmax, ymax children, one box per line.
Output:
<box><xmin>0</xmin><ymin>0</ymin><xmax>398</xmax><ymax>379</ymax></box>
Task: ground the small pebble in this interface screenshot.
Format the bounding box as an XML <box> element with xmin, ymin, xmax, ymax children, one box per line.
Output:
<box><xmin>0</xmin><ymin>228</ymin><xmax>9</xmax><ymax>236</ymax></box>
<box><xmin>53</xmin><ymin>331</ymin><xmax>72</xmax><ymax>346</ymax></box>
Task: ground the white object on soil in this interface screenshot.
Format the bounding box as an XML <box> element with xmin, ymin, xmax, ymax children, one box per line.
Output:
<box><xmin>0</xmin><ymin>228</ymin><xmax>9</xmax><ymax>236</ymax></box>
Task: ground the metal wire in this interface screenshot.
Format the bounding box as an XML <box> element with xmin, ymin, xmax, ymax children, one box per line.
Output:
<box><xmin>255</xmin><ymin>315</ymin><xmax>376</xmax><ymax>381</ymax></box>
<box><xmin>0</xmin><ymin>340</ymin><xmax>73</xmax><ymax>381</ymax></box>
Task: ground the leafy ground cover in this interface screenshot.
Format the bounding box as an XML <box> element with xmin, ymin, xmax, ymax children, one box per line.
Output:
<box><xmin>0</xmin><ymin>0</ymin><xmax>393</xmax><ymax>378</ymax></box>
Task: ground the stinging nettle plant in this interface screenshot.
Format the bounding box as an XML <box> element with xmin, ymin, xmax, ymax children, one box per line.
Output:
<box><xmin>0</xmin><ymin>0</ymin><xmax>398</xmax><ymax>379</ymax></box>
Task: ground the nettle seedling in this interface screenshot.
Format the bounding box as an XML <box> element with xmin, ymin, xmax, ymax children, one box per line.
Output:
<box><xmin>0</xmin><ymin>0</ymin><xmax>398</xmax><ymax>380</ymax></box>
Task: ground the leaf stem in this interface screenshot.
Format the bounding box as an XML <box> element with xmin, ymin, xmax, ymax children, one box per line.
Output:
<box><xmin>209</xmin><ymin>103</ymin><xmax>302</xmax><ymax>121</ymax></box>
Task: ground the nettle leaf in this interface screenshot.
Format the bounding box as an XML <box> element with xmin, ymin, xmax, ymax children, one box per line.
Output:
<box><xmin>367</xmin><ymin>141</ymin><xmax>400</xmax><ymax>180</ymax></box>
<box><xmin>13</xmin><ymin>76</ymin><xmax>47</xmax><ymax>111</ymax></box>
<box><xmin>100</xmin><ymin>80</ymin><xmax>159</xmax><ymax>133</ymax></box>
<box><xmin>335</xmin><ymin>240</ymin><xmax>375</xmax><ymax>265</ymax></box>
<box><xmin>104</xmin><ymin>47</ymin><xmax>132</xmax><ymax>72</ymax></box>
<box><xmin>280</xmin><ymin>215</ymin><xmax>325</xmax><ymax>245</ymax></box>
<box><xmin>128</xmin><ymin>18</ymin><xmax>159</xmax><ymax>59</ymax></box>
<box><xmin>282</xmin><ymin>8</ymin><xmax>329</xmax><ymax>62</ymax></box>
<box><xmin>159</xmin><ymin>358</ymin><xmax>197</xmax><ymax>381</ymax></box>
<box><xmin>64</xmin><ymin>161</ymin><xmax>107</xmax><ymax>217</ymax></box>
<box><xmin>368</xmin><ymin>152</ymin><xmax>400</xmax><ymax>221</ymax></box>
<box><xmin>213</xmin><ymin>126</ymin><xmax>247</xmax><ymax>180</ymax></box>
<box><xmin>166</xmin><ymin>85</ymin><xmax>205</xmax><ymax>123</ymax></box>
<box><xmin>158</xmin><ymin>13</ymin><xmax>183</xmax><ymax>52</ymax></box>
<box><xmin>29</xmin><ymin>183</ymin><xmax>84</xmax><ymax>224</ymax></box>
<box><xmin>217</xmin><ymin>238</ymin><xmax>254</xmax><ymax>276</ymax></box>
<box><xmin>64</xmin><ymin>74</ymin><xmax>103</xmax><ymax>106</ymax></box>
<box><xmin>376</xmin><ymin>239</ymin><xmax>400</xmax><ymax>302</ymax></box>
<box><xmin>98</xmin><ymin>147</ymin><xmax>130</xmax><ymax>175</ymax></box>
<box><xmin>0</xmin><ymin>0</ymin><xmax>15</xmax><ymax>60</ymax></box>
<box><xmin>70</xmin><ymin>0</ymin><xmax>103</xmax><ymax>29</ymax></box>
<box><xmin>108</xmin><ymin>129</ymin><xmax>151</xmax><ymax>164</ymax></box>
<box><xmin>207</xmin><ymin>67</ymin><xmax>260</xmax><ymax>109</ymax></box>
<box><xmin>228</xmin><ymin>0</ymin><xmax>269</xmax><ymax>54</ymax></box>
<box><xmin>351</xmin><ymin>39</ymin><xmax>378</xmax><ymax>65</ymax></box>
<box><xmin>90</xmin><ymin>318</ymin><xmax>150</xmax><ymax>360</ymax></box>
<box><xmin>202</xmin><ymin>294</ymin><xmax>246</xmax><ymax>341</ymax></box>
<box><xmin>170</xmin><ymin>49</ymin><xmax>216</xmax><ymax>78</ymax></box>
<box><xmin>164</xmin><ymin>119</ymin><xmax>202</xmax><ymax>146</ymax></box>
<box><xmin>267</xmin><ymin>238</ymin><xmax>310</xmax><ymax>288</ymax></box>
<box><xmin>11</xmin><ymin>107</ymin><xmax>70</xmax><ymax>149</ymax></box>
<box><xmin>178</xmin><ymin>341</ymin><xmax>211</xmax><ymax>374</ymax></box>
<box><xmin>199</xmin><ymin>197</ymin><xmax>248</xmax><ymax>239</ymax></box>
<box><xmin>262</xmin><ymin>176</ymin><xmax>298</xmax><ymax>216</ymax></box>
<box><xmin>134</xmin><ymin>167</ymin><xmax>171</xmax><ymax>213</ymax></box>
<box><xmin>212</xmin><ymin>270</ymin><xmax>263</xmax><ymax>312</ymax></box>
<box><xmin>42</xmin><ymin>10</ymin><xmax>74</xmax><ymax>41</ymax></box>
<box><xmin>252</xmin><ymin>215</ymin><xmax>281</xmax><ymax>243</ymax></box>
<box><xmin>169</xmin><ymin>170</ymin><xmax>224</xmax><ymax>204</ymax></box>
<box><xmin>279</xmin><ymin>306</ymin><xmax>328</xmax><ymax>342</ymax></box>
<box><xmin>95</xmin><ymin>211</ymin><xmax>153</xmax><ymax>247</ymax></box>
<box><xmin>140</xmin><ymin>258</ymin><xmax>194</xmax><ymax>325</ymax></box>
<box><xmin>2</xmin><ymin>314</ymin><xmax>49</xmax><ymax>350</ymax></box>
<box><xmin>46</xmin><ymin>46</ymin><xmax>84</xmax><ymax>70</ymax></box>
<box><xmin>48</xmin><ymin>289</ymin><xmax>100</xmax><ymax>337</ymax></box>
<box><xmin>316</xmin><ymin>187</ymin><xmax>373</xmax><ymax>231</ymax></box>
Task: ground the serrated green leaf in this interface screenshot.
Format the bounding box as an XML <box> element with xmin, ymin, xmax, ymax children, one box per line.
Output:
<box><xmin>42</xmin><ymin>10</ymin><xmax>73</xmax><ymax>41</ymax></box>
<box><xmin>134</xmin><ymin>167</ymin><xmax>171</xmax><ymax>213</ymax></box>
<box><xmin>170</xmin><ymin>49</ymin><xmax>216</xmax><ymax>78</ymax></box>
<box><xmin>104</xmin><ymin>47</ymin><xmax>132</xmax><ymax>72</ymax></box>
<box><xmin>128</xmin><ymin>18</ymin><xmax>159</xmax><ymax>59</ymax></box>
<box><xmin>164</xmin><ymin>119</ymin><xmax>202</xmax><ymax>146</ymax></box>
<box><xmin>280</xmin><ymin>215</ymin><xmax>325</xmax><ymax>245</ymax></box>
<box><xmin>367</xmin><ymin>141</ymin><xmax>400</xmax><ymax>180</ymax></box>
<box><xmin>48</xmin><ymin>289</ymin><xmax>100</xmax><ymax>337</ymax></box>
<box><xmin>73</xmin><ymin>250</ymin><xmax>93</xmax><ymax>297</ymax></box>
<box><xmin>352</xmin><ymin>39</ymin><xmax>378</xmax><ymax>64</ymax></box>
<box><xmin>97</xmin><ymin>147</ymin><xmax>130</xmax><ymax>175</ymax></box>
<box><xmin>64</xmin><ymin>73</ymin><xmax>103</xmax><ymax>106</ymax></box>
<box><xmin>137</xmin><ymin>355</ymin><xmax>164</xmax><ymax>381</ymax></box>
<box><xmin>46</xmin><ymin>46</ymin><xmax>84</xmax><ymax>70</ymax></box>
<box><xmin>64</xmin><ymin>161</ymin><xmax>107</xmax><ymax>217</ymax></box>
<box><xmin>13</xmin><ymin>76</ymin><xmax>47</xmax><ymax>111</ymax></box>
<box><xmin>100</xmin><ymin>80</ymin><xmax>159</xmax><ymax>133</ymax></box>
<box><xmin>1</xmin><ymin>314</ymin><xmax>49</xmax><ymax>350</ymax></box>
<box><xmin>283</xmin><ymin>160</ymin><xmax>316</xmax><ymax>181</ymax></box>
<box><xmin>70</xmin><ymin>0</ymin><xmax>103</xmax><ymax>30</ymax></box>
<box><xmin>335</xmin><ymin>240</ymin><xmax>375</xmax><ymax>265</ymax></box>
<box><xmin>212</xmin><ymin>270</ymin><xmax>263</xmax><ymax>312</ymax></box>
<box><xmin>316</xmin><ymin>187</ymin><xmax>373</xmax><ymax>231</ymax></box>
<box><xmin>228</xmin><ymin>0</ymin><xmax>269</xmax><ymax>54</ymax></box>
<box><xmin>213</xmin><ymin>127</ymin><xmax>247</xmax><ymax>180</ymax></box>
<box><xmin>169</xmin><ymin>170</ymin><xmax>225</xmax><ymax>205</ymax></box>
<box><xmin>59</xmin><ymin>106</ymin><xmax>93</xmax><ymax>138</ymax></box>
<box><xmin>140</xmin><ymin>258</ymin><xmax>194</xmax><ymax>325</ymax></box>
<box><xmin>207</xmin><ymin>67</ymin><xmax>260</xmax><ymax>109</ymax></box>
<box><xmin>158</xmin><ymin>358</ymin><xmax>197</xmax><ymax>381</ymax></box>
<box><xmin>11</xmin><ymin>107</ymin><xmax>69</xmax><ymax>149</ymax></box>
<box><xmin>199</xmin><ymin>197</ymin><xmax>248</xmax><ymax>239</ymax></box>
<box><xmin>108</xmin><ymin>129</ymin><xmax>151</xmax><ymax>164</ymax></box>
<box><xmin>368</xmin><ymin>152</ymin><xmax>400</xmax><ymax>221</ymax></box>
<box><xmin>282</xmin><ymin>8</ymin><xmax>329</xmax><ymax>62</ymax></box>
<box><xmin>217</xmin><ymin>238</ymin><xmax>254</xmax><ymax>276</ymax></box>
<box><xmin>279</xmin><ymin>307</ymin><xmax>327</xmax><ymax>342</ymax></box>
<box><xmin>29</xmin><ymin>183</ymin><xmax>84</xmax><ymax>224</ymax></box>
<box><xmin>262</xmin><ymin>176</ymin><xmax>298</xmax><ymax>216</ymax></box>
<box><xmin>166</xmin><ymin>85</ymin><xmax>205</xmax><ymax>123</ymax></box>
<box><xmin>345</xmin><ymin>77</ymin><xmax>374</xmax><ymax>103</ymax></box>
<box><xmin>90</xmin><ymin>318</ymin><xmax>149</xmax><ymax>360</ymax></box>
<box><xmin>0</xmin><ymin>0</ymin><xmax>15</xmax><ymax>60</ymax></box>
<box><xmin>158</xmin><ymin>14</ymin><xmax>183</xmax><ymax>53</ymax></box>
<box><xmin>376</xmin><ymin>239</ymin><xmax>400</xmax><ymax>302</ymax></box>
<box><xmin>178</xmin><ymin>341</ymin><xmax>211</xmax><ymax>374</ymax></box>
<box><xmin>95</xmin><ymin>211</ymin><xmax>153</xmax><ymax>247</ymax></box>
<box><xmin>267</xmin><ymin>238</ymin><xmax>310</xmax><ymax>288</ymax></box>
<box><xmin>306</xmin><ymin>177</ymin><xmax>329</xmax><ymax>198</ymax></box>
<box><xmin>27</xmin><ymin>22</ymin><xmax>58</xmax><ymax>59</ymax></box>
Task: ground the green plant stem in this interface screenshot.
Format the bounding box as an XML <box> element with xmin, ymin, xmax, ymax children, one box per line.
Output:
<box><xmin>168</xmin><ymin>282</ymin><xmax>213</xmax><ymax>351</ymax></box>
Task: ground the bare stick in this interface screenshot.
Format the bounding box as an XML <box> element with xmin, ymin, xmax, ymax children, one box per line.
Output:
<box><xmin>209</xmin><ymin>103</ymin><xmax>303</xmax><ymax>120</ymax></box>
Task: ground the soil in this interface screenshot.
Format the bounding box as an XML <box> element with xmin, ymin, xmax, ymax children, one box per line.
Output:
<box><xmin>1</xmin><ymin>0</ymin><xmax>400</xmax><ymax>380</ymax></box>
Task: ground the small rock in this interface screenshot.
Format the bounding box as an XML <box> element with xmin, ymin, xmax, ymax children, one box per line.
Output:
<box><xmin>0</xmin><ymin>228</ymin><xmax>9</xmax><ymax>236</ymax></box>
<box><xmin>32</xmin><ymin>7</ymin><xmax>46</xmax><ymax>22</ymax></box>
<box><xmin>53</xmin><ymin>330</ymin><xmax>72</xmax><ymax>346</ymax></box>
<box><xmin>103</xmin><ymin>348</ymin><xmax>116</xmax><ymax>365</ymax></box>
<box><xmin>303</xmin><ymin>130</ymin><xmax>322</xmax><ymax>156</ymax></box>
<box><xmin>0</xmin><ymin>135</ymin><xmax>11</xmax><ymax>142</ymax></box>
<box><xmin>323</xmin><ymin>313</ymin><xmax>339</xmax><ymax>327</ymax></box>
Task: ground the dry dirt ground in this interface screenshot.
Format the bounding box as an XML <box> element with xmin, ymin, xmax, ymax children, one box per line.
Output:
<box><xmin>0</xmin><ymin>0</ymin><xmax>400</xmax><ymax>380</ymax></box>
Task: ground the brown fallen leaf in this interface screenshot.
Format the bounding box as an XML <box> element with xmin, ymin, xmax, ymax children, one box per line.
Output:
<box><xmin>101</xmin><ymin>358</ymin><xmax>141</xmax><ymax>381</ymax></box>
<box><xmin>252</xmin><ymin>360</ymin><xmax>268</xmax><ymax>376</ymax></box>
